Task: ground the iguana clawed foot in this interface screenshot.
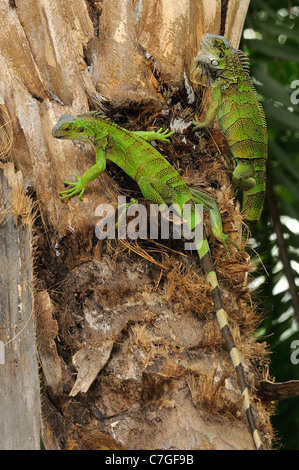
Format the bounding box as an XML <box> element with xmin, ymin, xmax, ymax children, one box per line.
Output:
<box><xmin>217</xmin><ymin>233</ymin><xmax>240</xmax><ymax>256</ymax></box>
<box><xmin>155</xmin><ymin>128</ymin><xmax>175</xmax><ymax>142</ymax></box>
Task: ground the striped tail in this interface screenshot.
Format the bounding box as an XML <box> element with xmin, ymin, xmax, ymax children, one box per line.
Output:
<box><xmin>197</xmin><ymin>237</ymin><xmax>264</xmax><ymax>450</ymax></box>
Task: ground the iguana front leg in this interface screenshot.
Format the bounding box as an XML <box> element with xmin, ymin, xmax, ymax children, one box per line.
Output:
<box><xmin>232</xmin><ymin>161</ymin><xmax>256</xmax><ymax>191</ymax></box>
<box><xmin>60</xmin><ymin>146</ymin><xmax>107</xmax><ymax>200</ymax></box>
<box><xmin>133</xmin><ymin>128</ymin><xmax>174</xmax><ymax>143</ymax></box>
<box><xmin>193</xmin><ymin>82</ymin><xmax>222</xmax><ymax>129</ymax></box>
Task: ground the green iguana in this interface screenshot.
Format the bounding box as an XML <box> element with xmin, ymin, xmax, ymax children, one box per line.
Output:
<box><xmin>190</xmin><ymin>33</ymin><xmax>267</xmax><ymax>223</ymax></box>
<box><xmin>52</xmin><ymin>111</ymin><xmax>264</xmax><ymax>450</ymax></box>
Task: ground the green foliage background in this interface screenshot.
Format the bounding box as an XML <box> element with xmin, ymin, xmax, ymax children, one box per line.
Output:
<box><xmin>241</xmin><ymin>0</ymin><xmax>299</xmax><ymax>450</ymax></box>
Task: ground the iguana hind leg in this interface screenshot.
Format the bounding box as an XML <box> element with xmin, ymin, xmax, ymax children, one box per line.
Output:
<box><xmin>189</xmin><ymin>187</ymin><xmax>240</xmax><ymax>253</ymax></box>
<box><xmin>232</xmin><ymin>161</ymin><xmax>256</xmax><ymax>190</ymax></box>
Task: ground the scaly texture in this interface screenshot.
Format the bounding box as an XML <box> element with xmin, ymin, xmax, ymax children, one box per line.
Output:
<box><xmin>52</xmin><ymin>111</ymin><xmax>264</xmax><ymax>449</ymax></box>
<box><xmin>190</xmin><ymin>33</ymin><xmax>267</xmax><ymax>222</ymax></box>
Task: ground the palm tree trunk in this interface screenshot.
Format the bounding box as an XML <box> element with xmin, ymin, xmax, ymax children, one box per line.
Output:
<box><xmin>0</xmin><ymin>0</ymin><xmax>273</xmax><ymax>450</ymax></box>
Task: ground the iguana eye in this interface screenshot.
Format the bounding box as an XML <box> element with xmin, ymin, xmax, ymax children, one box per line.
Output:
<box><xmin>211</xmin><ymin>59</ymin><xmax>219</xmax><ymax>66</ymax></box>
<box><xmin>219</xmin><ymin>51</ymin><xmax>225</xmax><ymax>58</ymax></box>
<box><xmin>77</xmin><ymin>127</ymin><xmax>84</xmax><ymax>132</ymax></box>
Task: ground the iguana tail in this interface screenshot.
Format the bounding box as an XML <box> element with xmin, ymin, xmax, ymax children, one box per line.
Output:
<box><xmin>196</xmin><ymin>237</ymin><xmax>264</xmax><ymax>450</ymax></box>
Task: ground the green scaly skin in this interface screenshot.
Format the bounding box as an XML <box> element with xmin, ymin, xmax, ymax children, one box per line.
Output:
<box><xmin>190</xmin><ymin>34</ymin><xmax>268</xmax><ymax>223</ymax></box>
<box><xmin>52</xmin><ymin>111</ymin><xmax>264</xmax><ymax>450</ymax></box>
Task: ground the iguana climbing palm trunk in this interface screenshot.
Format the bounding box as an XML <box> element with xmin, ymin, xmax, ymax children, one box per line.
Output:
<box><xmin>190</xmin><ymin>34</ymin><xmax>268</xmax><ymax>224</ymax></box>
<box><xmin>0</xmin><ymin>0</ymin><xmax>272</xmax><ymax>451</ymax></box>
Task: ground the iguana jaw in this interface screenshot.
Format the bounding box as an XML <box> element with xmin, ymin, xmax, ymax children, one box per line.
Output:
<box><xmin>190</xmin><ymin>57</ymin><xmax>215</xmax><ymax>87</ymax></box>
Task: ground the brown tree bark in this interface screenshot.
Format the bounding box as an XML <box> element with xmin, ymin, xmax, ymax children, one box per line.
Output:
<box><xmin>0</xmin><ymin>0</ymin><xmax>274</xmax><ymax>450</ymax></box>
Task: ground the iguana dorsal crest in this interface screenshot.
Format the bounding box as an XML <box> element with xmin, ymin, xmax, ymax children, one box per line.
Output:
<box><xmin>237</xmin><ymin>49</ymin><xmax>251</xmax><ymax>76</ymax></box>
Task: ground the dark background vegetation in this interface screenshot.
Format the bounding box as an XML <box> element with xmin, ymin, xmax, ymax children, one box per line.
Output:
<box><xmin>241</xmin><ymin>0</ymin><xmax>299</xmax><ymax>450</ymax></box>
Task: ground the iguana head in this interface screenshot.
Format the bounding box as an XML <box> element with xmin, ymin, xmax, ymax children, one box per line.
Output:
<box><xmin>190</xmin><ymin>33</ymin><xmax>240</xmax><ymax>87</ymax></box>
<box><xmin>52</xmin><ymin>114</ymin><xmax>92</xmax><ymax>141</ymax></box>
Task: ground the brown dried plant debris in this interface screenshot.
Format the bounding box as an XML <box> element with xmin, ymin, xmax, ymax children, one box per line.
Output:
<box><xmin>141</xmin><ymin>373</ymin><xmax>176</xmax><ymax>409</ymax></box>
<box><xmin>0</xmin><ymin>162</ymin><xmax>37</xmax><ymax>228</ymax></box>
<box><xmin>128</xmin><ymin>322</ymin><xmax>183</xmax><ymax>366</ymax></box>
<box><xmin>117</xmin><ymin>238</ymin><xmax>170</xmax><ymax>270</ymax></box>
<box><xmin>199</xmin><ymin>320</ymin><xmax>225</xmax><ymax>350</ymax></box>
<box><xmin>11</xmin><ymin>183</ymin><xmax>37</xmax><ymax>227</ymax></box>
<box><xmin>187</xmin><ymin>369</ymin><xmax>242</xmax><ymax>419</ymax></box>
<box><xmin>69</xmin><ymin>423</ymin><xmax>124</xmax><ymax>451</ymax></box>
<box><xmin>163</xmin><ymin>255</ymin><xmax>267</xmax><ymax>370</ymax></box>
